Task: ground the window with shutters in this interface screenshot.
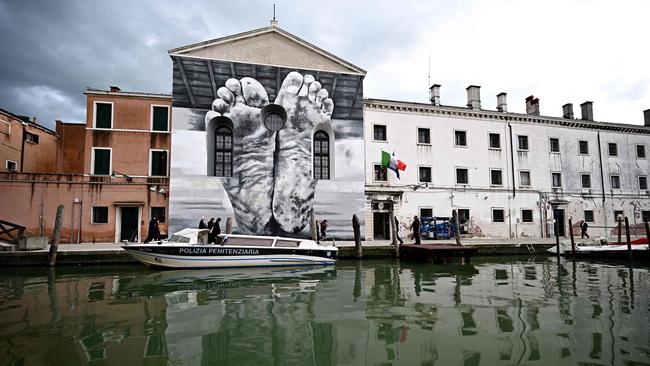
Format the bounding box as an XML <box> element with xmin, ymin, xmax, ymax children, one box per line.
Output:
<box><xmin>151</xmin><ymin>105</ymin><xmax>169</xmax><ymax>131</ymax></box>
<box><xmin>214</xmin><ymin>125</ymin><xmax>233</xmax><ymax>177</ymax></box>
<box><xmin>92</xmin><ymin>148</ymin><xmax>111</xmax><ymax>175</ymax></box>
<box><xmin>313</xmin><ymin>131</ymin><xmax>330</xmax><ymax>180</ymax></box>
<box><xmin>150</xmin><ymin>150</ymin><xmax>168</xmax><ymax>176</ymax></box>
<box><xmin>94</xmin><ymin>102</ymin><xmax>113</xmax><ymax>129</ymax></box>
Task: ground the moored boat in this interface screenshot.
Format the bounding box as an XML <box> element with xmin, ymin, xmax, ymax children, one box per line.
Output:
<box><xmin>122</xmin><ymin>229</ymin><xmax>338</xmax><ymax>268</ymax></box>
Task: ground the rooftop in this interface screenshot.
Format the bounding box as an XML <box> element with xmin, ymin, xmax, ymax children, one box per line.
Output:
<box><xmin>85</xmin><ymin>87</ymin><xmax>171</xmax><ymax>99</ymax></box>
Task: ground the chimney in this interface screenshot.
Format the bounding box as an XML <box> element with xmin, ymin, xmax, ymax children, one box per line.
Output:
<box><xmin>496</xmin><ymin>92</ymin><xmax>507</xmax><ymax>112</ymax></box>
<box><xmin>644</xmin><ymin>109</ymin><xmax>650</xmax><ymax>127</ymax></box>
<box><xmin>525</xmin><ymin>95</ymin><xmax>540</xmax><ymax>115</ymax></box>
<box><xmin>429</xmin><ymin>84</ymin><xmax>441</xmax><ymax>106</ymax></box>
<box><xmin>109</xmin><ymin>86</ymin><xmax>121</xmax><ymax>92</ymax></box>
<box><xmin>562</xmin><ymin>103</ymin><xmax>574</xmax><ymax>119</ymax></box>
<box><xmin>580</xmin><ymin>101</ymin><xmax>593</xmax><ymax>121</ymax></box>
<box><xmin>466</xmin><ymin>85</ymin><xmax>481</xmax><ymax>110</ymax></box>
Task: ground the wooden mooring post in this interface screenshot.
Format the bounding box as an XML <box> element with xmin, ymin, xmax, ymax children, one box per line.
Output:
<box><xmin>625</xmin><ymin>216</ymin><xmax>632</xmax><ymax>262</ymax></box>
<box><xmin>452</xmin><ymin>209</ymin><xmax>462</xmax><ymax>246</ymax></box>
<box><xmin>310</xmin><ymin>209</ymin><xmax>318</xmax><ymax>242</ymax></box>
<box><xmin>554</xmin><ymin>220</ymin><xmax>560</xmax><ymax>258</ymax></box>
<box><xmin>225</xmin><ymin>217</ymin><xmax>233</xmax><ymax>234</ymax></box>
<box><xmin>48</xmin><ymin>205</ymin><xmax>65</xmax><ymax>267</ymax></box>
<box><xmin>617</xmin><ymin>216</ymin><xmax>622</xmax><ymax>245</ymax></box>
<box><xmin>645</xmin><ymin>220</ymin><xmax>650</xmax><ymax>252</ymax></box>
<box><xmin>389</xmin><ymin>209</ymin><xmax>399</xmax><ymax>258</ymax></box>
<box><xmin>569</xmin><ymin>218</ymin><xmax>576</xmax><ymax>259</ymax></box>
<box><xmin>352</xmin><ymin>214</ymin><xmax>362</xmax><ymax>258</ymax></box>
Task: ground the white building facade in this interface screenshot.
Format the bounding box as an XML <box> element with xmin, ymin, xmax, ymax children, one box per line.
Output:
<box><xmin>364</xmin><ymin>87</ymin><xmax>650</xmax><ymax>240</ymax></box>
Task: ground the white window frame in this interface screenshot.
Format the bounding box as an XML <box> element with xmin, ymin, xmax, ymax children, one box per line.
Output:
<box><xmin>610</xmin><ymin>174</ymin><xmax>621</xmax><ymax>189</ymax></box>
<box><xmin>517</xmin><ymin>135</ymin><xmax>529</xmax><ymax>151</ymax></box>
<box><xmin>492</xmin><ymin>208</ymin><xmax>505</xmax><ymax>223</ymax></box>
<box><xmin>581</xmin><ymin>173</ymin><xmax>592</xmax><ymax>189</ymax></box>
<box><xmin>91</xmin><ymin>147</ymin><xmax>112</xmax><ymax>175</ymax></box>
<box><xmin>417</xmin><ymin>127</ymin><xmax>431</xmax><ymax>145</ymax></box>
<box><xmin>91</xmin><ymin>206</ymin><xmax>109</xmax><ymax>224</ymax></box>
<box><xmin>150</xmin><ymin>104</ymin><xmax>170</xmax><ymax>132</ymax></box>
<box><xmin>490</xmin><ymin>168</ymin><xmax>503</xmax><ymax>186</ymax></box>
<box><xmin>454</xmin><ymin>129</ymin><xmax>468</xmax><ymax>147</ymax></box>
<box><xmin>578</xmin><ymin>140</ymin><xmax>589</xmax><ymax>155</ymax></box>
<box><xmin>519</xmin><ymin>170</ymin><xmax>531</xmax><ymax>187</ymax></box>
<box><xmin>5</xmin><ymin>159</ymin><xmax>17</xmax><ymax>172</ymax></box>
<box><xmin>551</xmin><ymin>172</ymin><xmax>562</xmax><ymax>188</ymax></box>
<box><xmin>488</xmin><ymin>132</ymin><xmax>501</xmax><ymax>150</ymax></box>
<box><xmin>418</xmin><ymin>165</ymin><xmax>432</xmax><ymax>183</ymax></box>
<box><xmin>636</xmin><ymin>144</ymin><xmax>646</xmax><ymax>159</ymax></box>
<box><xmin>93</xmin><ymin>101</ymin><xmax>114</xmax><ymax>129</ymax></box>
<box><xmin>373</xmin><ymin>163</ymin><xmax>387</xmax><ymax>182</ymax></box>
<box><xmin>520</xmin><ymin>209</ymin><xmax>534</xmax><ymax>223</ymax></box>
<box><xmin>149</xmin><ymin>149</ymin><xmax>169</xmax><ymax>177</ymax></box>
<box><xmin>549</xmin><ymin>137</ymin><xmax>560</xmax><ymax>153</ymax></box>
<box><xmin>455</xmin><ymin>167</ymin><xmax>469</xmax><ymax>185</ymax></box>
<box><xmin>608</xmin><ymin>142</ymin><xmax>618</xmax><ymax>157</ymax></box>
<box><xmin>372</xmin><ymin>124</ymin><xmax>387</xmax><ymax>142</ymax></box>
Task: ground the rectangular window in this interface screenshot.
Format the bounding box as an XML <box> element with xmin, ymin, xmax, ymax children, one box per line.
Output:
<box><xmin>579</xmin><ymin>140</ymin><xmax>589</xmax><ymax>155</ymax></box>
<box><xmin>24</xmin><ymin>132</ymin><xmax>39</xmax><ymax>144</ymax></box>
<box><xmin>639</xmin><ymin>176</ymin><xmax>648</xmax><ymax>190</ymax></box>
<box><xmin>420</xmin><ymin>208</ymin><xmax>433</xmax><ymax>218</ymax></box>
<box><xmin>581</xmin><ymin>174</ymin><xmax>591</xmax><ymax>189</ymax></box>
<box><xmin>419</xmin><ymin>166</ymin><xmax>432</xmax><ymax>183</ymax></box>
<box><xmin>549</xmin><ymin>138</ymin><xmax>560</xmax><ymax>153</ymax></box>
<box><xmin>417</xmin><ymin>128</ymin><xmax>430</xmax><ymax>144</ymax></box>
<box><xmin>519</xmin><ymin>170</ymin><xmax>531</xmax><ymax>187</ymax></box>
<box><xmin>637</xmin><ymin>144</ymin><xmax>646</xmax><ymax>159</ymax></box>
<box><xmin>552</xmin><ymin>172</ymin><xmax>562</xmax><ymax>188</ymax></box>
<box><xmin>456</xmin><ymin>168</ymin><xmax>469</xmax><ymax>184</ymax></box>
<box><xmin>92</xmin><ymin>206</ymin><xmax>108</xmax><ymax>224</ymax></box>
<box><xmin>373</xmin><ymin>125</ymin><xmax>387</xmax><ymax>141</ymax></box>
<box><xmin>584</xmin><ymin>210</ymin><xmax>594</xmax><ymax>223</ymax></box>
<box><xmin>95</xmin><ymin>102</ymin><xmax>112</xmax><ymax>129</ymax></box>
<box><xmin>643</xmin><ymin>210</ymin><xmax>650</xmax><ymax>223</ymax></box>
<box><xmin>5</xmin><ymin>160</ymin><xmax>17</xmax><ymax>172</ymax></box>
<box><xmin>374</xmin><ymin>164</ymin><xmax>387</xmax><ymax>182</ymax></box>
<box><xmin>151</xmin><ymin>106</ymin><xmax>169</xmax><ymax>132</ymax></box>
<box><xmin>492</xmin><ymin>209</ymin><xmax>505</xmax><ymax>223</ymax></box>
<box><xmin>150</xmin><ymin>150</ymin><xmax>168</xmax><ymax>176</ymax></box>
<box><xmin>614</xmin><ymin>210</ymin><xmax>624</xmax><ymax>220</ymax></box>
<box><xmin>92</xmin><ymin>148</ymin><xmax>111</xmax><ymax>175</ymax></box>
<box><xmin>517</xmin><ymin>135</ymin><xmax>529</xmax><ymax>151</ymax></box>
<box><xmin>521</xmin><ymin>209</ymin><xmax>533</xmax><ymax>223</ymax></box>
<box><xmin>610</xmin><ymin>175</ymin><xmax>621</xmax><ymax>189</ymax></box>
<box><xmin>488</xmin><ymin>133</ymin><xmax>500</xmax><ymax>149</ymax></box>
<box><xmin>151</xmin><ymin>207</ymin><xmax>166</xmax><ymax>223</ymax></box>
<box><xmin>454</xmin><ymin>130</ymin><xmax>467</xmax><ymax>147</ymax></box>
<box><xmin>608</xmin><ymin>143</ymin><xmax>618</xmax><ymax>157</ymax></box>
<box><xmin>490</xmin><ymin>169</ymin><xmax>503</xmax><ymax>186</ymax></box>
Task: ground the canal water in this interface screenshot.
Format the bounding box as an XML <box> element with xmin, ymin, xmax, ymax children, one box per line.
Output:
<box><xmin>0</xmin><ymin>258</ymin><xmax>648</xmax><ymax>365</ymax></box>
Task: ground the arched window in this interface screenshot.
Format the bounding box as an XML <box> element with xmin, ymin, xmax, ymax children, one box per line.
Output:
<box><xmin>214</xmin><ymin>125</ymin><xmax>233</xmax><ymax>177</ymax></box>
<box><xmin>313</xmin><ymin>131</ymin><xmax>330</xmax><ymax>180</ymax></box>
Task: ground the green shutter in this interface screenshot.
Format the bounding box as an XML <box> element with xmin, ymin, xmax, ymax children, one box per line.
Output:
<box><xmin>151</xmin><ymin>151</ymin><xmax>167</xmax><ymax>176</ymax></box>
<box><xmin>96</xmin><ymin>103</ymin><xmax>112</xmax><ymax>128</ymax></box>
<box><xmin>93</xmin><ymin>149</ymin><xmax>110</xmax><ymax>175</ymax></box>
<box><xmin>152</xmin><ymin>106</ymin><xmax>168</xmax><ymax>131</ymax></box>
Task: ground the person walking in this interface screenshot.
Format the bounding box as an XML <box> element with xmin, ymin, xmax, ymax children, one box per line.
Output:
<box><xmin>144</xmin><ymin>216</ymin><xmax>160</xmax><ymax>243</ymax></box>
<box><xmin>320</xmin><ymin>220</ymin><xmax>328</xmax><ymax>240</ymax></box>
<box><xmin>198</xmin><ymin>216</ymin><xmax>207</xmax><ymax>229</ymax></box>
<box><xmin>580</xmin><ymin>220</ymin><xmax>589</xmax><ymax>239</ymax></box>
<box><xmin>395</xmin><ymin>216</ymin><xmax>404</xmax><ymax>245</ymax></box>
<box><xmin>410</xmin><ymin>216</ymin><xmax>421</xmax><ymax>245</ymax></box>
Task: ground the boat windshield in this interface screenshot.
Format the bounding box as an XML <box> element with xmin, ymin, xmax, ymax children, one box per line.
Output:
<box><xmin>222</xmin><ymin>236</ymin><xmax>274</xmax><ymax>246</ymax></box>
<box><xmin>167</xmin><ymin>235</ymin><xmax>191</xmax><ymax>243</ymax></box>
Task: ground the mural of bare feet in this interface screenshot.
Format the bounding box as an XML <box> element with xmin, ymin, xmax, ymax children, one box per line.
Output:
<box><xmin>205</xmin><ymin>72</ymin><xmax>334</xmax><ymax>236</ymax></box>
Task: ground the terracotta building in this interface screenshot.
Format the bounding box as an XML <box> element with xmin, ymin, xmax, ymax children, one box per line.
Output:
<box><xmin>0</xmin><ymin>87</ymin><xmax>172</xmax><ymax>244</ymax></box>
<box><xmin>0</xmin><ymin>108</ymin><xmax>59</xmax><ymax>173</ymax></box>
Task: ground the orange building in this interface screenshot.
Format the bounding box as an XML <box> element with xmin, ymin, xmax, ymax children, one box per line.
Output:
<box><xmin>0</xmin><ymin>108</ymin><xmax>59</xmax><ymax>173</ymax></box>
<box><xmin>0</xmin><ymin>87</ymin><xmax>172</xmax><ymax>244</ymax></box>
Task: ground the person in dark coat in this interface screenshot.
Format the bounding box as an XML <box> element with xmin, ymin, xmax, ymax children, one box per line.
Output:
<box><xmin>207</xmin><ymin>218</ymin><xmax>216</xmax><ymax>243</ymax></box>
<box><xmin>144</xmin><ymin>216</ymin><xmax>160</xmax><ymax>243</ymax></box>
<box><xmin>198</xmin><ymin>216</ymin><xmax>207</xmax><ymax>229</ymax></box>
<box><xmin>320</xmin><ymin>220</ymin><xmax>328</xmax><ymax>240</ymax></box>
<box><xmin>207</xmin><ymin>218</ymin><xmax>214</xmax><ymax>230</ymax></box>
<box><xmin>409</xmin><ymin>215</ymin><xmax>421</xmax><ymax>245</ymax></box>
<box><xmin>580</xmin><ymin>220</ymin><xmax>589</xmax><ymax>239</ymax></box>
<box><xmin>395</xmin><ymin>216</ymin><xmax>404</xmax><ymax>245</ymax></box>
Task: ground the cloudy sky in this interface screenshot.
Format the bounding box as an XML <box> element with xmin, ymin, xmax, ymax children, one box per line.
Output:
<box><xmin>1</xmin><ymin>0</ymin><xmax>648</xmax><ymax>129</ymax></box>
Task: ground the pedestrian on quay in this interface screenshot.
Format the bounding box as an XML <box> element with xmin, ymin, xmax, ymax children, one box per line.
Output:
<box><xmin>395</xmin><ymin>216</ymin><xmax>404</xmax><ymax>245</ymax></box>
<box><xmin>580</xmin><ymin>220</ymin><xmax>589</xmax><ymax>239</ymax></box>
<box><xmin>144</xmin><ymin>216</ymin><xmax>160</xmax><ymax>243</ymax></box>
<box><xmin>410</xmin><ymin>215</ymin><xmax>421</xmax><ymax>245</ymax></box>
<box><xmin>198</xmin><ymin>216</ymin><xmax>207</xmax><ymax>229</ymax></box>
<box><xmin>320</xmin><ymin>220</ymin><xmax>328</xmax><ymax>240</ymax></box>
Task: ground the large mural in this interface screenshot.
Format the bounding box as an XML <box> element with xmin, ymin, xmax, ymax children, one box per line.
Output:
<box><xmin>169</xmin><ymin>57</ymin><xmax>365</xmax><ymax>239</ymax></box>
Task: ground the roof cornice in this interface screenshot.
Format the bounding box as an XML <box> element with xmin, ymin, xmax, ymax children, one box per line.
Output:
<box><xmin>84</xmin><ymin>88</ymin><xmax>171</xmax><ymax>99</ymax></box>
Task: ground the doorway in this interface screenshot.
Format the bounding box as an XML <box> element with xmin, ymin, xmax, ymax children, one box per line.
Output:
<box><xmin>553</xmin><ymin>208</ymin><xmax>565</xmax><ymax>237</ymax></box>
<box><xmin>373</xmin><ymin>212</ymin><xmax>390</xmax><ymax>240</ymax></box>
<box><xmin>119</xmin><ymin>207</ymin><xmax>140</xmax><ymax>242</ymax></box>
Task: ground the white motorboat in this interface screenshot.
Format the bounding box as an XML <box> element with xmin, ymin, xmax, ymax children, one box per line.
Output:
<box><xmin>122</xmin><ymin>228</ymin><xmax>338</xmax><ymax>268</ymax></box>
<box><xmin>548</xmin><ymin>236</ymin><xmax>650</xmax><ymax>259</ymax></box>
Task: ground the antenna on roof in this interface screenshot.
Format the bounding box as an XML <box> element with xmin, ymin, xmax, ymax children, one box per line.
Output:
<box><xmin>271</xmin><ymin>4</ymin><xmax>278</xmax><ymax>26</ymax></box>
<box><xmin>428</xmin><ymin>52</ymin><xmax>431</xmax><ymax>93</ymax></box>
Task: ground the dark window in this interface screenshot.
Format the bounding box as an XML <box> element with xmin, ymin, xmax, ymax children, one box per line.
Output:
<box><xmin>373</xmin><ymin>125</ymin><xmax>386</xmax><ymax>141</ymax></box>
<box><xmin>614</xmin><ymin>210</ymin><xmax>624</xmax><ymax>220</ymax></box>
<box><xmin>5</xmin><ymin>160</ymin><xmax>17</xmax><ymax>172</ymax></box>
<box><xmin>518</xmin><ymin>135</ymin><xmax>529</xmax><ymax>151</ymax></box>
<box><xmin>152</xmin><ymin>106</ymin><xmax>169</xmax><ymax>131</ymax></box>
<box><xmin>640</xmin><ymin>176</ymin><xmax>648</xmax><ymax>190</ymax></box>
<box><xmin>521</xmin><ymin>209</ymin><xmax>533</xmax><ymax>223</ymax></box>
<box><xmin>642</xmin><ymin>210</ymin><xmax>650</xmax><ymax>222</ymax></box>
<box><xmin>579</xmin><ymin>140</ymin><xmax>589</xmax><ymax>155</ymax></box>
<box><xmin>549</xmin><ymin>138</ymin><xmax>560</xmax><ymax>153</ymax></box>
<box><xmin>637</xmin><ymin>145</ymin><xmax>646</xmax><ymax>159</ymax></box>
<box><xmin>419</xmin><ymin>166</ymin><xmax>432</xmax><ymax>183</ymax></box>
<box><xmin>92</xmin><ymin>207</ymin><xmax>108</xmax><ymax>224</ymax></box>
<box><xmin>418</xmin><ymin>128</ymin><xmax>430</xmax><ymax>144</ymax></box>
<box><xmin>458</xmin><ymin>209</ymin><xmax>470</xmax><ymax>234</ymax></box>
<box><xmin>214</xmin><ymin>125</ymin><xmax>233</xmax><ymax>177</ymax></box>
<box><xmin>519</xmin><ymin>171</ymin><xmax>531</xmax><ymax>186</ymax></box>
<box><xmin>92</xmin><ymin>148</ymin><xmax>111</xmax><ymax>175</ymax></box>
<box><xmin>150</xmin><ymin>150</ymin><xmax>168</xmax><ymax>176</ymax></box>
<box><xmin>610</xmin><ymin>175</ymin><xmax>620</xmax><ymax>189</ymax></box>
<box><xmin>151</xmin><ymin>207</ymin><xmax>165</xmax><ymax>223</ymax></box>
<box><xmin>552</xmin><ymin>173</ymin><xmax>562</xmax><ymax>188</ymax></box>
<box><xmin>608</xmin><ymin>143</ymin><xmax>618</xmax><ymax>157</ymax></box>
<box><xmin>456</xmin><ymin>168</ymin><xmax>469</xmax><ymax>184</ymax></box>
<box><xmin>581</xmin><ymin>174</ymin><xmax>591</xmax><ymax>189</ymax></box>
<box><xmin>420</xmin><ymin>208</ymin><xmax>433</xmax><ymax>218</ymax></box>
<box><xmin>24</xmin><ymin>132</ymin><xmax>39</xmax><ymax>144</ymax></box>
<box><xmin>455</xmin><ymin>131</ymin><xmax>467</xmax><ymax>146</ymax></box>
<box><xmin>374</xmin><ymin>164</ymin><xmax>387</xmax><ymax>182</ymax></box>
<box><xmin>490</xmin><ymin>169</ymin><xmax>503</xmax><ymax>185</ymax></box>
<box><xmin>492</xmin><ymin>209</ymin><xmax>505</xmax><ymax>223</ymax></box>
<box><xmin>489</xmin><ymin>133</ymin><xmax>500</xmax><ymax>149</ymax></box>
<box><xmin>95</xmin><ymin>102</ymin><xmax>112</xmax><ymax>129</ymax></box>
<box><xmin>313</xmin><ymin>131</ymin><xmax>330</xmax><ymax>180</ymax></box>
<box><xmin>584</xmin><ymin>210</ymin><xmax>594</xmax><ymax>222</ymax></box>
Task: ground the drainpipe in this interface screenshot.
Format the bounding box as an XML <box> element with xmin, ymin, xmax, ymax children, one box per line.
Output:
<box><xmin>20</xmin><ymin>122</ymin><xmax>27</xmax><ymax>172</ymax></box>
<box><xmin>508</xmin><ymin>122</ymin><xmax>516</xmax><ymax>197</ymax></box>
<box><xmin>597</xmin><ymin>131</ymin><xmax>607</xmax><ymax>235</ymax></box>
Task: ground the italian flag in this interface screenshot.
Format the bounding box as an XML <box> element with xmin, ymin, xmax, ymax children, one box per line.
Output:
<box><xmin>381</xmin><ymin>150</ymin><xmax>407</xmax><ymax>179</ymax></box>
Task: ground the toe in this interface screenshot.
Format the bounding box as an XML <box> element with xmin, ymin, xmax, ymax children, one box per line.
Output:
<box><xmin>299</xmin><ymin>74</ymin><xmax>315</xmax><ymax>96</ymax></box>
<box><xmin>217</xmin><ymin>86</ymin><xmax>235</xmax><ymax>105</ymax></box>
<box><xmin>279</xmin><ymin>71</ymin><xmax>304</xmax><ymax>96</ymax></box>
<box><xmin>316</xmin><ymin>88</ymin><xmax>329</xmax><ymax>104</ymax></box>
<box><xmin>225</xmin><ymin>78</ymin><xmax>245</xmax><ymax>103</ymax></box>
<box><xmin>240</xmin><ymin>77</ymin><xmax>269</xmax><ymax>108</ymax></box>
<box><xmin>322</xmin><ymin>98</ymin><xmax>334</xmax><ymax>116</ymax></box>
<box><xmin>308</xmin><ymin>81</ymin><xmax>322</xmax><ymax>103</ymax></box>
<box><xmin>212</xmin><ymin>98</ymin><xmax>229</xmax><ymax>114</ymax></box>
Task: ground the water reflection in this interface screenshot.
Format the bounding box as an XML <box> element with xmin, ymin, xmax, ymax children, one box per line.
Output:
<box><xmin>0</xmin><ymin>258</ymin><xmax>649</xmax><ymax>365</ymax></box>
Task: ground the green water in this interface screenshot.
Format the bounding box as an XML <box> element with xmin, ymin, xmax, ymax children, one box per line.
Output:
<box><xmin>0</xmin><ymin>258</ymin><xmax>648</xmax><ymax>366</ymax></box>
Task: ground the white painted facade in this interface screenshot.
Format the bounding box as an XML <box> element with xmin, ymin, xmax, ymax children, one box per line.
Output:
<box><xmin>364</xmin><ymin>96</ymin><xmax>650</xmax><ymax>240</ymax></box>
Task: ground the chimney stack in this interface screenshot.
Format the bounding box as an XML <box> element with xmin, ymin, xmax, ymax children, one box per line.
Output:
<box><xmin>644</xmin><ymin>109</ymin><xmax>650</xmax><ymax>127</ymax></box>
<box><xmin>562</xmin><ymin>103</ymin><xmax>574</xmax><ymax>119</ymax></box>
<box><xmin>429</xmin><ymin>84</ymin><xmax>441</xmax><ymax>106</ymax></box>
<box><xmin>525</xmin><ymin>95</ymin><xmax>540</xmax><ymax>116</ymax></box>
<box><xmin>580</xmin><ymin>101</ymin><xmax>593</xmax><ymax>121</ymax></box>
<box><xmin>496</xmin><ymin>92</ymin><xmax>507</xmax><ymax>112</ymax></box>
<box><xmin>109</xmin><ymin>86</ymin><xmax>121</xmax><ymax>92</ymax></box>
<box><xmin>466</xmin><ymin>85</ymin><xmax>481</xmax><ymax>110</ymax></box>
